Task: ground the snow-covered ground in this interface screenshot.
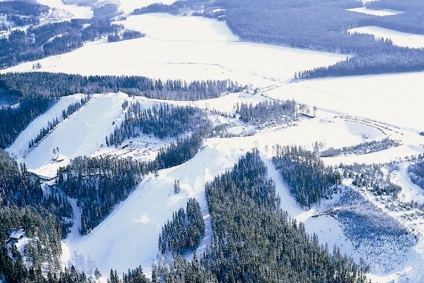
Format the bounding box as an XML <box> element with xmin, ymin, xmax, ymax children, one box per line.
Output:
<box><xmin>349</xmin><ymin>26</ymin><xmax>424</xmax><ymax>49</ymax></box>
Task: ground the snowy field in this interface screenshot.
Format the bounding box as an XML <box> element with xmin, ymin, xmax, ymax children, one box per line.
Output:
<box><xmin>2</xmin><ymin>13</ymin><xmax>346</xmax><ymax>87</ymax></box>
<box><xmin>4</xmin><ymin>9</ymin><xmax>424</xmax><ymax>283</ymax></box>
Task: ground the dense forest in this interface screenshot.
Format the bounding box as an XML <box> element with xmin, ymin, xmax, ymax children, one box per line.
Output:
<box><xmin>236</xmin><ymin>100</ymin><xmax>305</xmax><ymax>126</ymax></box>
<box><xmin>320</xmin><ymin>138</ymin><xmax>401</xmax><ymax>157</ymax></box>
<box><xmin>0</xmin><ymin>72</ymin><xmax>236</xmax><ymax>100</ymax></box>
<box><xmin>0</xmin><ymin>148</ymin><xmax>73</xmax><ymax>282</ymax></box>
<box><xmin>273</xmin><ymin>145</ymin><xmax>341</xmax><ymax>208</ymax></box>
<box><xmin>107</xmin><ymin>103</ymin><xmax>210</xmax><ymax>147</ymax></box>
<box><xmin>199</xmin><ymin>150</ymin><xmax>367</xmax><ymax>282</ymax></box>
<box><xmin>158</xmin><ymin>198</ymin><xmax>205</xmax><ymax>255</ymax></box>
<box><xmin>57</xmin><ymin>156</ymin><xmax>147</xmax><ymax>234</ymax></box>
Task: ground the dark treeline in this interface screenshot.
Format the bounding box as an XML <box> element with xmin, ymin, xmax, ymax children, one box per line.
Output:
<box><xmin>273</xmin><ymin>145</ymin><xmax>341</xmax><ymax>208</ymax></box>
<box><xmin>0</xmin><ymin>95</ymin><xmax>56</xmax><ymax>148</ymax></box>
<box><xmin>0</xmin><ymin>18</ymin><xmax>125</xmax><ymax>68</ymax></box>
<box><xmin>107</xmin><ymin>103</ymin><xmax>210</xmax><ymax>147</ymax></box>
<box><xmin>0</xmin><ymin>72</ymin><xmax>236</xmax><ymax>100</ymax></box>
<box><xmin>236</xmin><ymin>100</ymin><xmax>301</xmax><ymax>125</ymax></box>
<box><xmin>321</xmin><ymin>137</ymin><xmax>401</xmax><ymax>157</ymax></box>
<box><xmin>158</xmin><ymin>198</ymin><xmax>205</xmax><ymax>255</ymax></box>
<box><xmin>29</xmin><ymin>95</ymin><xmax>91</xmax><ymax>149</ymax></box>
<box><xmin>0</xmin><ymin>0</ymin><xmax>144</xmax><ymax>69</ymax></box>
<box><xmin>297</xmin><ymin>47</ymin><xmax>424</xmax><ymax>79</ymax></box>
<box><xmin>0</xmin><ymin>148</ymin><xmax>73</xmax><ymax>282</ymax></box>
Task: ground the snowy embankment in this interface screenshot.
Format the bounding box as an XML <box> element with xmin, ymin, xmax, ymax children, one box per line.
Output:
<box><xmin>7</xmin><ymin>92</ymin><xmax>128</xmax><ymax>177</ymax></box>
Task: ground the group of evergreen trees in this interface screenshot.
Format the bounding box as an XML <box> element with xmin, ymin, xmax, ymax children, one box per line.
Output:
<box><xmin>408</xmin><ymin>156</ymin><xmax>424</xmax><ymax>190</ymax></box>
<box><xmin>320</xmin><ymin>137</ymin><xmax>401</xmax><ymax>157</ymax></box>
<box><xmin>0</xmin><ymin>148</ymin><xmax>72</xmax><ymax>282</ymax></box>
<box><xmin>236</xmin><ymin>100</ymin><xmax>301</xmax><ymax>126</ymax></box>
<box><xmin>342</xmin><ymin>163</ymin><xmax>402</xmax><ymax>197</ymax></box>
<box><xmin>0</xmin><ymin>72</ymin><xmax>237</xmax><ymax>101</ymax></box>
<box><xmin>158</xmin><ymin>198</ymin><xmax>205</xmax><ymax>255</ymax></box>
<box><xmin>273</xmin><ymin>145</ymin><xmax>342</xmax><ymax>208</ymax></box>
<box><xmin>0</xmin><ymin>95</ymin><xmax>56</xmax><ymax>148</ymax></box>
<box><xmin>107</xmin><ymin>103</ymin><xmax>210</xmax><ymax>147</ymax></box>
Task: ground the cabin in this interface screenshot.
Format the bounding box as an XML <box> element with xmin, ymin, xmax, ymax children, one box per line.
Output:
<box><xmin>6</xmin><ymin>229</ymin><xmax>25</xmax><ymax>245</ymax></box>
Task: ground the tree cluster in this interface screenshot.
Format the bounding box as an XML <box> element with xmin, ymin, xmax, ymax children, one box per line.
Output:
<box><xmin>0</xmin><ymin>72</ymin><xmax>236</xmax><ymax>100</ymax></box>
<box><xmin>273</xmin><ymin>145</ymin><xmax>341</xmax><ymax>208</ymax></box>
<box><xmin>321</xmin><ymin>137</ymin><xmax>401</xmax><ymax>157</ymax></box>
<box><xmin>0</xmin><ymin>95</ymin><xmax>56</xmax><ymax>148</ymax></box>
<box><xmin>158</xmin><ymin>198</ymin><xmax>205</xmax><ymax>255</ymax></box>
<box><xmin>342</xmin><ymin>163</ymin><xmax>402</xmax><ymax>197</ymax></box>
<box><xmin>107</xmin><ymin>103</ymin><xmax>210</xmax><ymax>147</ymax></box>
<box><xmin>236</xmin><ymin>100</ymin><xmax>301</xmax><ymax>126</ymax></box>
<box><xmin>408</xmin><ymin>157</ymin><xmax>424</xmax><ymax>190</ymax></box>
